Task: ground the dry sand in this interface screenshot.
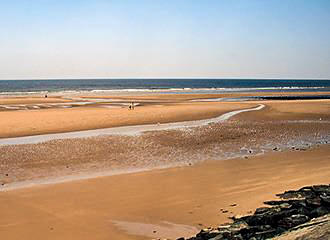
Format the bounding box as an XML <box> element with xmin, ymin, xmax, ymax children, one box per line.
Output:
<box><xmin>0</xmin><ymin>102</ymin><xmax>255</xmax><ymax>138</ymax></box>
<box><xmin>0</xmin><ymin>94</ymin><xmax>329</xmax><ymax>138</ymax></box>
<box><xmin>233</xmin><ymin>99</ymin><xmax>330</xmax><ymax>121</ymax></box>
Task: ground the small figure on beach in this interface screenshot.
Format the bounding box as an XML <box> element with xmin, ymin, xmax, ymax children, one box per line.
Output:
<box><xmin>128</xmin><ymin>102</ymin><xmax>135</xmax><ymax>110</ymax></box>
<box><xmin>45</xmin><ymin>94</ymin><xmax>48</xmax><ymax>98</ymax></box>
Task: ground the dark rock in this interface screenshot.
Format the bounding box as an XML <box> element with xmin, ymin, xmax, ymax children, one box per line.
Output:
<box><xmin>264</xmin><ymin>200</ymin><xmax>282</xmax><ymax>206</ymax></box>
<box><xmin>254</xmin><ymin>207</ymin><xmax>269</xmax><ymax>214</ymax></box>
<box><xmin>184</xmin><ymin>184</ymin><xmax>330</xmax><ymax>240</ymax></box>
<box><xmin>290</xmin><ymin>200</ymin><xmax>307</xmax><ymax>208</ymax></box>
<box><xmin>306</xmin><ymin>196</ymin><xmax>322</xmax><ymax>207</ymax></box>
<box><xmin>231</xmin><ymin>233</ymin><xmax>243</xmax><ymax>240</ymax></box>
<box><xmin>278</xmin><ymin>214</ymin><xmax>309</xmax><ymax>229</ymax></box>
<box><xmin>320</xmin><ymin>194</ymin><xmax>330</xmax><ymax>205</ymax></box>
<box><xmin>279</xmin><ymin>203</ymin><xmax>291</xmax><ymax>208</ymax></box>
<box><xmin>253</xmin><ymin>228</ymin><xmax>277</xmax><ymax>239</ymax></box>
<box><xmin>312</xmin><ymin>185</ymin><xmax>330</xmax><ymax>194</ymax></box>
<box><xmin>255</xmin><ymin>225</ymin><xmax>272</xmax><ymax>232</ymax></box>
<box><xmin>196</xmin><ymin>228</ymin><xmax>220</xmax><ymax>239</ymax></box>
<box><xmin>295</xmin><ymin>206</ymin><xmax>310</xmax><ymax>217</ymax></box>
<box><xmin>277</xmin><ymin>190</ymin><xmax>311</xmax><ymax>199</ymax></box>
<box><xmin>264</xmin><ymin>200</ymin><xmax>299</xmax><ymax>206</ymax></box>
<box><xmin>230</xmin><ymin>220</ymin><xmax>249</xmax><ymax>232</ymax></box>
<box><xmin>310</xmin><ymin>206</ymin><xmax>329</xmax><ymax>218</ymax></box>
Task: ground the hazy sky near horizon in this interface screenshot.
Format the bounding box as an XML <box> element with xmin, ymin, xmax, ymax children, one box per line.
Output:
<box><xmin>1</xmin><ymin>0</ymin><xmax>330</xmax><ymax>79</ymax></box>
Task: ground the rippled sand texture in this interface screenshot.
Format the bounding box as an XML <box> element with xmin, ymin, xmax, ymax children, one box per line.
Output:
<box><xmin>0</xmin><ymin>104</ymin><xmax>264</xmax><ymax>145</ymax></box>
<box><xmin>0</xmin><ymin>145</ymin><xmax>329</xmax><ymax>240</ymax></box>
<box><xmin>0</xmin><ymin>94</ymin><xmax>329</xmax><ymax>240</ymax></box>
<box><xmin>0</xmin><ymin>100</ymin><xmax>329</xmax><ymax>189</ymax></box>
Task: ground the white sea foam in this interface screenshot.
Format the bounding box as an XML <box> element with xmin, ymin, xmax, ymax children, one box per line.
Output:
<box><xmin>0</xmin><ymin>106</ymin><xmax>20</xmax><ymax>110</ymax></box>
<box><xmin>0</xmin><ymin>91</ymin><xmax>48</xmax><ymax>95</ymax></box>
<box><xmin>87</xmin><ymin>86</ymin><xmax>326</xmax><ymax>93</ymax></box>
<box><xmin>0</xmin><ymin>86</ymin><xmax>327</xmax><ymax>96</ymax></box>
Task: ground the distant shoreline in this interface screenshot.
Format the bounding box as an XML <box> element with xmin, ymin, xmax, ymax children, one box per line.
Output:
<box><xmin>0</xmin><ymin>79</ymin><xmax>329</xmax><ymax>96</ymax></box>
<box><xmin>1</xmin><ymin>77</ymin><xmax>330</xmax><ymax>81</ymax></box>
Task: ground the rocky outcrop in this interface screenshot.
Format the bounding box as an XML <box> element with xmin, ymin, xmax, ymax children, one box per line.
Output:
<box><xmin>179</xmin><ymin>184</ymin><xmax>330</xmax><ymax>240</ymax></box>
<box><xmin>272</xmin><ymin>214</ymin><xmax>330</xmax><ymax>240</ymax></box>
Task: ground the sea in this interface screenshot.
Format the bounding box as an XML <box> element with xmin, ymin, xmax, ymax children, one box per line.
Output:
<box><xmin>0</xmin><ymin>79</ymin><xmax>329</xmax><ymax>95</ymax></box>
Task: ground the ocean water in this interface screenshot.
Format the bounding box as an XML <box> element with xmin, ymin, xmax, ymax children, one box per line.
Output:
<box><xmin>0</xmin><ymin>79</ymin><xmax>329</xmax><ymax>95</ymax></box>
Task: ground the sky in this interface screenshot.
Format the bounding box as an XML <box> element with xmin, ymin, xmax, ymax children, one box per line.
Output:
<box><xmin>0</xmin><ymin>0</ymin><xmax>330</xmax><ymax>80</ymax></box>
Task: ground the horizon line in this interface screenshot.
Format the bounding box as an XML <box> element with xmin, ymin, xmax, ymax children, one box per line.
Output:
<box><xmin>1</xmin><ymin>77</ymin><xmax>330</xmax><ymax>81</ymax></box>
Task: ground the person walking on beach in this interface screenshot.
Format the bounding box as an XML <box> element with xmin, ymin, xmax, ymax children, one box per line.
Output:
<box><xmin>128</xmin><ymin>101</ymin><xmax>135</xmax><ymax>110</ymax></box>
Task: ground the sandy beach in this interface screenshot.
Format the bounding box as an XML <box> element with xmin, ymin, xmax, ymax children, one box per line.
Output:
<box><xmin>0</xmin><ymin>92</ymin><xmax>329</xmax><ymax>240</ymax></box>
<box><xmin>0</xmin><ymin>96</ymin><xmax>70</xmax><ymax>105</ymax></box>
<box><xmin>2</xmin><ymin>1</ymin><xmax>330</xmax><ymax>238</ymax></box>
<box><xmin>0</xmin><ymin>92</ymin><xmax>329</xmax><ymax>138</ymax></box>
<box><xmin>0</xmin><ymin>144</ymin><xmax>329</xmax><ymax>240</ymax></box>
<box><xmin>0</xmin><ymin>101</ymin><xmax>255</xmax><ymax>138</ymax></box>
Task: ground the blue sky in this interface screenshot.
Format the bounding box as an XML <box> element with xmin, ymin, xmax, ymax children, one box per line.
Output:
<box><xmin>0</xmin><ymin>0</ymin><xmax>330</xmax><ymax>79</ymax></box>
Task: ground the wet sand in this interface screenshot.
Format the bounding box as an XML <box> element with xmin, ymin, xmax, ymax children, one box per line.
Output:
<box><xmin>0</xmin><ymin>145</ymin><xmax>329</xmax><ymax>240</ymax></box>
<box><xmin>0</xmin><ymin>99</ymin><xmax>329</xmax><ymax>186</ymax></box>
<box><xmin>0</xmin><ymin>104</ymin><xmax>264</xmax><ymax>145</ymax></box>
<box><xmin>0</xmin><ymin>101</ymin><xmax>255</xmax><ymax>138</ymax></box>
<box><xmin>0</xmin><ymin>96</ymin><xmax>71</xmax><ymax>104</ymax></box>
<box><xmin>0</xmin><ymin>94</ymin><xmax>329</xmax><ymax>138</ymax></box>
<box><xmin>0</xmin><ymin>93</ymin><xmax>329</xmax><ymax>239</ymax></box>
